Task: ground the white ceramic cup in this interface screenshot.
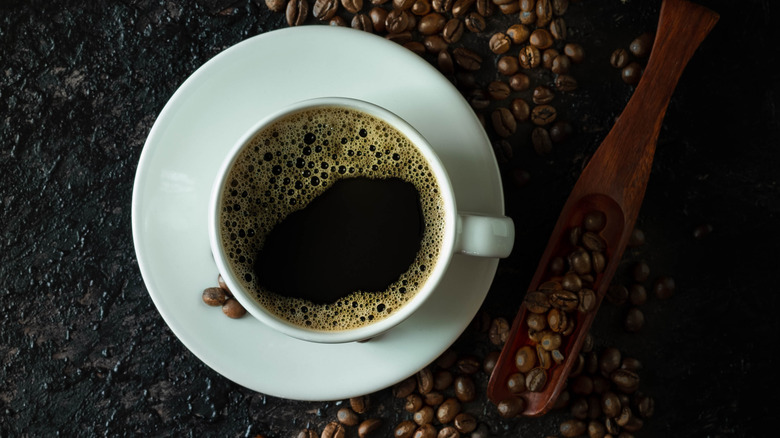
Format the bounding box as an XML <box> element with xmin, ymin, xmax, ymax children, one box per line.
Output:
<box><xmin>209</xmin><ymin>97</ymin><xmax>514</xmax><ymax>343</ymax></box>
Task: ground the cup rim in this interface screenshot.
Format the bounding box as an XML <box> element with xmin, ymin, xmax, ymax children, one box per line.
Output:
<box><xmin>208</xmin><ymin>97</ymin><xmax>458</xmax><ymax>343</ymax></box>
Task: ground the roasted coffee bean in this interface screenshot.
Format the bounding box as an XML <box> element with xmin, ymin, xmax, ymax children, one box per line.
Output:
<box><xmin>454</xmin><ymin>375</ymin><xmax>476</xmax><ymax>402</ymax></box>
<box><xmin>555</xmin><ymin>74</ymin><xmax>578</xmax><ymax>92</ymax></box>
<box><xmin>352</xmin><ymin>13</ymin><xmax>374</xmax><ymax>31</ymax></box>
<box><xmin>518</xmin><ymin>0</ymin><xmax>533</xmax><ymax>11</ymax></box>
<box><xmin>571</xmin><ymin>374</ymin><xmax>593</xmax><ymax>395</ymax></box>
<box><xmin>394</xmin><ymin>0</ymin><xmax>416</xmax><ymax>9</ymax></box>
<box><xmin>488</xmin><ymin>81</ymin><xmax>511</xmax><ymax>100</ymax></box>
<box><xmin>611</xmin><ymin>369</ymin><xmax>640</xmax><ymax>394</ymax></box>
<box><xmin>582</xmin><ymin>231</ymin><xmax>606</xmax><ymax>252</ymax></box>
<box><xmin>527</xmin><ymin>311</ymin><xmax>547</xmax><ymax>331</ymax></box>
<box><xmin>491</xmin><ymin>107</ymin><xmax>516</xmax><ymax>137</ymax></box>
<box><xmin>551</xmin><ymin>54</ymin><xmax>571</xmax><ymax>74</ymax></box>
<box><xmin>217</xmin><ymin>274</ymin><xmax>231</xmax><ymax>294</ymax></box>
<box><xmin>482</xmin><ymin>350</ymin><xmax>500</xmax><ymax>375</ymax></box>
<box><xmin>541</xmin><ymin>48</ymin><xmax>559</xmax><ymax>70</ymax></box>
<box><xmin>509</xmin><ymin>73</ymin><xmax>531</xmax><ymax>91</ymax></box>
<box><xmin>536</xmin><ymin>343</ymin><xmax>552</xmax><ymax>369</ymax></box>
<box><xmin>453</xmin><ymin>413</ymin><xmax>477</xmax><ymax>433</ymax></box>
<box><xmin>451</xmin><ymin>0</ymin><xmax>475</xmax><ymax>17</ymax></box>
<box><xmin>452</xmin><ymin>47</ymin><xmax>482</xmax><ymax>71</ymax></box>
<box><xmin>412</xmin><ymin>0</ymin><xmax>432</xmax><ymax>14</ymax></box>
<box><xmin>342</xmin><ymin>0</ymin><xmax>363</xmax><ymax>13</ymax></box>
<box><xmin>616</xmin><ymin>405</ymin><xmax>634</xmax><ymax>426</ymax></box>
<box><xmin>286</xmin><ymin>0</ymin><xmax>309</xmax><ymax>25</ymax></box>
<box><xmin>583</xmin><ymin>210</ymin><xmax>606</xmax><ymax>232</ymax></box>
<box><xmin>386</xmin><ymin>31</ymin><xmax>413</xmax><ymax>44</ymax></box>
<box><xmin>631</xmin><ymin>261</ymin><xmax>650</xmax><ymax>282</ymax></box>
<box><xmin>463</xmin><ymin>12</ymin><xmax>485</xmax><ymax>32</ymax></box>
<box><xmin>476</xmin><ymin>0</ymin><xmax>493</xmax><ymax>15</ymax></box>
<box><xmin>438</xmin><ymin>50</ymin><xmax>455</xmax><ymax>75</ymax></box>
<box><xmin>497</xmin><ymin>397</ymin><xmax>525</xmax><ymax>418</ymax></box>
<box><xmin>489</xmin><ymin>32</ymin><xmax>511</xmax><ymax>54</ymax></box>
<box><xmin>598</xmin><ymin>347</ymin><xmax>621</xmax><ymax>377</ymax></box>
<box><xmin>433</xmin><ymin>369</ymin><xmax>454</xmax><ymax>391</ymax></box>
<box><xmin>329</xmin><ymin>16</ymin><xmax>347</xmax><ymax>25</ymax></box>
<box><xmin>337</xmin><ymin>407</ymin><xmax>360</xmax><ymax>426</ymax></box>
<box><xmin>552</xmin><ymin>349</ymin><xmax>564</xmax><ymax>364</ymax></box>
<box><xmin>412</xmin><ymin>424</ymin><xmax>437</xmax><ymax>438</ymax></box>
<box><xmin>541</xmin><ymin>331</ymin><xmax>563</xmax><ymax>353</ymax></box>
<box><xmin>424</xmin><ymin>391</ymin><xmax>445</xmax><ymax>406</ymax></box>
<box><xmin>623</xmin><ymin>415</ymin><xmax>644</xmax><ymax>432</ymax></box>
<box><xmin>630</xmin><ymin>32</ymin><xmax>654</xmax><ymax>58</ymax></box>
<box><xmin>367</xmin><ymin>6</ymin><xmax>388</xmax><ymax>31</ymax></box>
<box><xmin>635</xmin><ymin>393</ymin><xmax>655</xmax><ymax>418</ymax></box>
<box><xmin>395</xmin><ymin>421</ymin><xmax>417</xmax><ymax>438</ymax></box>
<box><xmin>526</xmin><ymin>367</ymin><xmax>547</xmax><ymax>392</ymax></box>
<box><xmin>531</xmin><ymin>104</ymin><xmax>557</xmax><ymax>125</ymax></box>
<box><xmin>350</xmin><ymin>395</ymin><xmax>369</xmax><ymax>414</ymax></box>
<box><xmin>506</xmin><ymin>372</ymin><xmax>526</xmax><ymax>394</ymax></box>
<box><xmin>606</xmin><ymin>284</ymin><xmax>628</xmax><ymax>304</ymax></box>
<box><xmin>578</xmin><ymin>288</ymin><xmax>596</xmax><ymax>313</ymax></box>
<box><xmin>202</xmin><ymin>287</ymin><xmax>227</xmax><ymax>306</ymax></box>
<box><xmin>518</xmin><ymin>9</ymin><xmax>536</xmax><ymax>24</ymax></box>
<box><xmin>610</xmin><ymin>48</ymin><xmax>629</xmax><ymax>69</ymax></box>
<box><xmin>569</xmin><ymin>225</ymin><xmax>582</xmax><ymax>246</ymax></box>
<box><xmin>442</xmin><ymin>18</ymin><xmax>465</xmax><ymax>43</ymax></box>
<box><xmin>530</xmin><ymin>28</ymin><xmax>554</xmax><ymax>49</ymax></box>
<box><xmin>405</xmin><ymin>394</ymin><xmax>424</xmax><ymax>412</ymax></box>
<box><xmin>456</xmin><ymin>355</ymin><xmax>481</xmax><ymax>374</ymax></box>
<box><xmin>488</xmin><ymin>317</ymin><xmax>510</xmax><ymax>345</ymax></box>
<box><xmin>436</xmin><ymin>398</ymin><xmax>461</xmax><ymax>423</ymax></box>
<box><xmin>413</xmin><ymin>406</ymin><xmax>435</xmax><ymax>425</ymax></box>
<box><xmin>432</xmin><ymin>0</ymin><xmax>452</xmax><ymax>12</ymax></box>
<box><xmin>624</xmin><ymin>307</ymin><xmax>645</xmax><ymax>332</ymax></box>
<box><xmin>550</xmin><ymin>16</ymin><xmax>567</xmax><ymax>40</ymax></box>
<box><xmin>506</xmin><ymin>24</ymin><xmax>530</xmax><ymax>44</ymax></box>
<box><xmin>536</xmin><ymin>0</ymin><xmax>552</xmax><ymax>25</ymax></box>
<box><xmin>554</xmin><ymin>389</ymin><xmax>572</xmax><ymax>410</ymax></box>
<box><xmin>313</xmin><ymin>0</ymin><xmax>339</xmax><ymax>20</ymax></box>
<box><xmin>436</xmin><ymin>349</ymin><xmax>457</xmax><ymax>368</ymax></box>
<box><xmin>524</xmin><ymin>290</ymin><xmax>551</xmax><ymax>313</ymax></box>
<box><xmin>587</xmin><ymin>420</ymin><xmax>606</xmax><ymax>438</ymax></box>
<box><xmin>515</xmin><ymin>345</ymin><xmax>537</xmax><ymax>373</ymax></box>
<box><xmin>297</xmin><ymin>429</ymin><xmax>317</xmax><ymax>438</ymax></box>
<box><xmin>532</xmin><ymin>126</ymin><xmax>552</xmax><ymax>155</ymax></box>
<box><xmin>570</xmin><ymin>397</ymin><xmax>588</xmax><ymax>419</ymax></box>
<box><xmin>467</xmin><ymin>88</ymin><xmax>489</xmax><ymax>109</ymax></box>
<box><xmin>394</xmin><ymin>376</ymin><xmax>417</xmax><ymax>398</ymax></box>
<box><xmin>653</xmin><ymin>276</ymin><xmax>675</xmax><ymax>299</ymax></box>
<box><xmin>563</xmin><ymin>42</ymin><xmax>585</xmax><ymax>63</ymax></box>
<box><xmin>418</xmin><ymin>12</ymin><xmax>446</xmax><ymax>34</ymax></box>
<box><xmin>322</xmin><ymin>421</ymin><xmax>346</xmax><ymax>438</ymax></box>
<box><xmin>267</xmin><ymin>0</ymin><xmax>289</xmax><ymax>12</ymax></box>
<box><xmin>518</xmin><ymin>45</ymin><xmax>541</xmax><ymax>69</ymax></box>
<box><xmin>385</xmin><ymin>10</ymin><xmax>411</xmax><ymax>33</ymax></box>
<box><xmin>358</xmin><ymin>419</ymin><xmax>382</xmax><ymax>438</ymax></box>
<box><xmin>417</xmin><ymin>367</ymin><xmax>434</xmax><ymax>394</ymax></box>
<box><xmin>423</xmin><ymin>35</ymin><xmax>448</xmax><ymax>53</ymax></box>
<box><xmin>621</xmin><ymin>357</ymin><xmax>643</xmax><ymax>372</ymax></box>
<box><xmin>498</xmin><ymin>1</ymin><xmax>519</xmax><ymax>13</ymax></box>
<box><xmin>569</xmin><ymin>247</ymin><xmax>592</xmax><ymax>274</ymax></box>
<box><xmin>532</xmin><ymin>86</ymin><xmax>555</xmax><ymax>104</ymax></box>
<box><xmin>561</xmin><ymin>271</ymin><xmax>582</xmax><ymax>292</ymax></box>
<box><xmin>601</xmin><ymin>391</ymin><xmax>622</xmax><ymax>417</ymax></box>
<box><xmin>437</xmin><ymin>426</ymin><xmax>459</xmax><ymax>438</ymax></box>
<box><xmin>622</xmin><ymin>62</ymin><xmax>643</xmax><ymax>85</ymax></box>
<box><xmin>497</xmin><ymin>55</ymin><xmax>519</xmax><ymax>75</ymax></box>
<box><xmin>552</xmin><ymin>0</ymin><xmax>567</xmax><ymax>14</ymax></box>
<box><xmin>221</xmin><ymin>298</ymin><xmax>246</xmax><ymax>318</ymax></box>
<box><xmin>509</xmin><ymin>98</ymin><xmax>530</xmax><ymax>122</ymax></box>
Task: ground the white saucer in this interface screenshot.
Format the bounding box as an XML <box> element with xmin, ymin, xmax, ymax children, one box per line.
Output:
<box><xmin>132</xmin><ymin>26</ymin><xmax>506</xmax><ymax>401</ymax></box>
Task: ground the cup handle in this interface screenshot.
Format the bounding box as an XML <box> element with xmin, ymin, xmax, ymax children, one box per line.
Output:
<box><xmin>455</xmin><ymin>213</ymin><xmax>515</xmax><ymax>258</ymax></box>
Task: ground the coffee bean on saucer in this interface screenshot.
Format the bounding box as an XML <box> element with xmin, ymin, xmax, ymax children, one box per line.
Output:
<box><xmin>286</xmin><ymin>0</ymin><xmax>309</xmax><ymax>26</ymax></box>
<box><xmin>222</xmin><ymin>298</ymin><xmax>246</xmax><ymax>318</ymax></box>
<box><xmin>202</xmin><ymin>287</ymin><xmax>227</xmax><ymax>306</ymax></box>
<box><xmin>358</xmin><ymin>419</ymin><xmax>382</xmax><ymax>438</ymax></box>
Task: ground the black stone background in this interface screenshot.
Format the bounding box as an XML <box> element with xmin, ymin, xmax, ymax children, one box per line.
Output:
<box><xmin>1</xmin><ymin>0</ymin><xmax>778</xmax><ymax>436</ymax></box>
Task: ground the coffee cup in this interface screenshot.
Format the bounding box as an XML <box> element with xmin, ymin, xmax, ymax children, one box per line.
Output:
<box><xmin>209</xmin><ymin>97</ymin><xmax>514</xmax><ymax>343</ymax></box>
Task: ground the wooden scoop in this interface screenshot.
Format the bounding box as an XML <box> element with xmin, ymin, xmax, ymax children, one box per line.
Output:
<box><xmin>486</xmin><ymin>0</ymin><xmax>719</xmax><ymax>417</ymax></box>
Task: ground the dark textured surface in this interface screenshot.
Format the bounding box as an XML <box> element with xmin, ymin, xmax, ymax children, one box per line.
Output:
<box><xmin>1</xmin><ymin>0</ymin><xmax>778</xmax><ymax>436</ymax></box>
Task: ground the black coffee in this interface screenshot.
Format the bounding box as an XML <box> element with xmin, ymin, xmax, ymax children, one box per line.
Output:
<box><xmin>254</xmin><ymin>177</ymin><xmax>424</xmax><ymax>305</ymax></box>
<box><xmin>218</xmin><ymin>105</ymin><xmax>446</xmax><ymax>331</ymax></box>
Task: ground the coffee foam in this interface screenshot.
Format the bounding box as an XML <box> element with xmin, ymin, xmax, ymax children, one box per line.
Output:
<box><xmin>219</xmin><ymin>106</ymin><xmax>446</xmax><ymax>331</ymax></box>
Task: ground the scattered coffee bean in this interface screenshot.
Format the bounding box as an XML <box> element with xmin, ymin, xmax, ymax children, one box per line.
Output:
<box><xmin>610</xmin><ymin>48</ymin><xmax>630</xmax><ymax>69</ymax></box>
<box><xmin>437</xmin><ymin>426</ymin><xmax>459</xmax><ymax>438</ymax></box>
<box><xmin>442</xmin><ymin>18</ymin><xmax>465</xmax><ymax>43</ymax></box>
<box><xmin>508</xmin><ymin>73</ymin><xmax>531</xmax><ymax>91</ymax></box>
<box><xmin>453</xmin><ymin>413</ymin><xmax>477</xmax><ymax>433</ymax></box>
<box><xmin>653</xmin><ymin>276</ymin><xmax>675</xmax><ymax>299</ymax></box>
<box><xmin>535</xmin><ymin>0</ymin><xmax>552</xmax><ymax>26</ymax></box>
<box><xmin>405</xmin><ymin>394</ymin><xmax>424</xmax><ymax>412</ymax></box>
<box><xmin>489</xmin><ymin>32</ymin><xmax>512</xmax><ymax>54</ymax></box>
<box><xmin>413</xmin><ymin>405</ymin><xmax>435</xmax><ymax>425</ymax></box>
<box><xmin>358</xmin><ymin>419</ymin><xmax>382</xmax><ymax>438</ymax></box>
<box><xmin>549</xmin><ymin>120</ymin><xmax>572</xmax><ymax>142</ymax></box>
<box><xmin>454</xmin><ymin>375</ymin><xmax>476</xmax><ymax>402</ymax></box>
<box><xmin>423</xmin><ymin>34</ymin><xmax>448</xmax><ymax>53</ymax></box>
<box><xmin>506</xmin><ymin>24</ymin><xmax>530</xmax><ymax>44</ymax></box>
<box><xmin>350</xmin><ymin>395</ymin><xmax>369</xmax><ymax>414</ymax></box>
<box><xmin>337</xmin><ymin>407</ymin><xmax>360</xmax><ymax>426</ymax></box>
<box><xmin>510</xmin><ymin>98</ymin><xmax>530</xmax><ymax>122</ymax></box>
<box><xmin>451</xmin><ymin>0</ymin><xmax>475</xmax><ymax>17</ymax></box>
<box><xmin>418</xmin><ymin>12</ymin><xmax>446</xmax><ymax>34</ymax></box>
<box><xmin>313</xmin><ymin>0</ymin><xmax>339</xmax><ymax>20</ymax></box>
<box><xmin>352</xmin><ymin>13</ymin><xmax>374</xmax><ymax>32</ymax></box>
<box><xmin>531</xmin><ymin>104</ymin><xmax>557</xmax><ymax>125</ymax></box>
<box><xmin>433</xmin><ymin>369</ymin><xmax>454</xmax><ymax>391</ymax></box>
<box><xmin>221</xmin><ymin>298</ymin><xmax>246</xmax><ymax>318</ymax></box>
<box><xmin>496</xmin><ymin>397</ymin><xmax>525</xmax><ymax>418</ymax></box>
<box><xmin>610</xmin><ymin>369</ymin><xmax>640</xmax><ymax>393</ymax></box>
<box><xmin>532</xmin><ymin>126</ymin><xmax>552</xmax><ymax>155</ymax></box>
<box><xmin>286</xmin><ymin>0</ymin><xmax>309</xmax><ymax>26</ymax></box>
<box><xmin>412</xmin><ymin>0</ymin><xmax>432</xmax><ymax>14</ymax></box>
<box><xmin>438</xmin><ymin>50</ymin><xmax>455</xmax><ymax>75</ymax></box>
<box><xmin>322</xmin><ymin>421</ymin><xmax>346</xmax><ymax>438</ymax></box>
<box><xmin>497</xmin><ymin>55</ymin><xmax>519</xmax><ymax>75</ymax></box>
<box><xmin>452</xmin><ymin>47</ymin><xmax>481</xmax><ymax>70</ymax></box>
<box><xmin>550</xmin><ymin>16</ymin><xmax>567</xmax><ymax>40</ymax></box>
<box><xmin>560</xmin><ymin>419</ymin><xmax>587</xmax><ymax>437</ymax></box>
<box><xmin>529</xmin><ymin>28</ymin><xmax>554</xmax><ymax>49</ymax></box>
<box><xmin>491</xmin><ymin>107</ymin><xmax>516</xmax><ymax>137</ymax></box>
<box><xmin>417</xmin><ymin>367</ymin><xmax>434</xmax><ymax>394</ymax></box>
<box><xmin>413</xmin><ymin>424</ymin><xmax>437</xmax><ymax>438</ymax></box>
<box><xmin>436</xmin><ymin>397</ymin><xmax>461</xmax><ymax>423</ymax></box>
<box><xmin>518</xmin><ymin>45</ymin><xmax>541</xmax><ymax>69</ymax></box>
<box><xmin>621</xmin><ymin>61</ymin><xmax>643</xmax><ymax>85</ymax></box>
<box><xmin>541</xmin><ymin>48</ymin><xmax>559</xmax><ymax>69</ymax></box>
<box><xmin>395</xmin><ymin>421</ymin><xmax>417</xmax><ymax>438</ymax></box>
<box><xmin>487</xmin><ymin>80</ymin><xmax>511</xmax><ymax>100</ymax></box>
<box><xmin>394</xmin><ymin>377</ymin><xmax>417</xmax><ymax>398</ymax></box>
<box><xmin>630</xmin><ymin>32</ymin><xmax>654</xmax><ymax>58</ymax></box>
<box><xmin>423</xmin><ymin>391</ymin><xmax>444</xmax><ymax>406</ymax></box>
<box><xmin>551</xmin><ymin>54</ymin><xmax>571</xmax><ymax>74</ymax></box>
<box><xmin>606</xmin><ymin>284</ymin><xmax>628</xmax><ymax>305</ymax></box>
<box><xmin>463</xmin><ymin>11</ymin><xmax>485</xmax><ymax>32</ymax></box>
<box><xmin>488</xmin><ymin>317</ymin><xmax>510</xmax><ymax>345</ymax></box>
<box><xmin>456</xmin><ymin>355</ymin><xmax>481</xmax><ymax>374</ymax></box>
<box><xmin>297</xmin><ymin>429</ymin><xmax>317</xmax><ymax>438</ymax></box>
<box><xmin>526</xmin><ymin>367</ymin><xmax>547</xmax><ymax>392</ymax></box>
<box><xmin>563</xmin><ymin>42</ymin><xmax>584</xmax><ymax>63</ymax></box>
<box><xmin>555</xmin><ymin>74</ymin><xmax>578</xmax><ymax>92</ymax></box>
